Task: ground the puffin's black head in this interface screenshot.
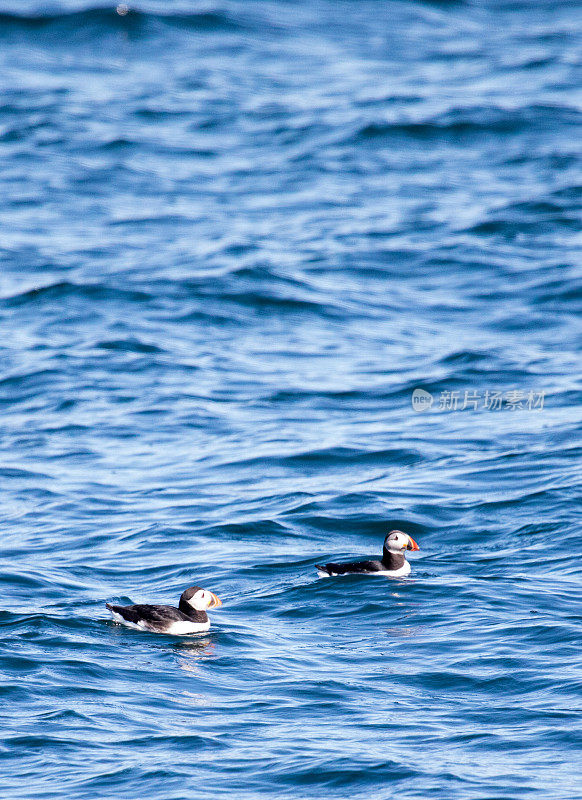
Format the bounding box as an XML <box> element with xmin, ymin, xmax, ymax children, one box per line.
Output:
<box><xmin>384</xmin><ymin>530</ymin><xmax>420</xmax><ymax>552</ymax></box>
<box><xmin>180</xmin><ymin>586</ymin><xmax>222</xmax><ymax>611</ymax></box>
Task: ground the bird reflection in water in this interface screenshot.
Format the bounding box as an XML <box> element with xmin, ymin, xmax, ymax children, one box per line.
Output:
<box><xmin>173</xmin><ymin>637</ymin><xmax>217</xmax><ymax>706</ymax></box>
<box><xmin>173</xmin><ymin>637</ymin><xmax>216</xmax><ymax>675</ymax></box>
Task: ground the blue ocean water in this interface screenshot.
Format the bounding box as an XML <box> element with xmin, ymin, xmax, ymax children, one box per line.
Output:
<box><xmin>1</xmin><ymin>0</ymin><xmax>581</xmax><ymax>797</ymax></box>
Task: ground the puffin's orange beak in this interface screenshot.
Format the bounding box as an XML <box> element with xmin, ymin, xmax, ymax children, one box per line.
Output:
<box><xmin>406</xmin><ymin>536</ymin><xmax>420</xmax><ymax>551</ymax></box>
<box><xmin>208</xmin><ymin>592</ymin><xmax>222</xmax><ymax>609</ymax></box>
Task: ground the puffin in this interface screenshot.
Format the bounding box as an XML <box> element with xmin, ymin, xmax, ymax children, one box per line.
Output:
<box><xmin>106</xmin><ymin>585</ymin><xmax>222</xmax><ymax>635</ymax></box>
<box><xmin>316</xmin><ymin>530</ymin><xmax>420</xmax><ymax>578</ymax></box>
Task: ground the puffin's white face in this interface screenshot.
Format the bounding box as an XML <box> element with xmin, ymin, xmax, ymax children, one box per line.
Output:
<box><xmin>188</xmin><ymin>589</ymin><xmax>223</xmax><ymax>611</ymax></box>
<box><xmin>385</xmin><ymin>530</ymin><xmax>420</xmax><ymax>553</ymax></box>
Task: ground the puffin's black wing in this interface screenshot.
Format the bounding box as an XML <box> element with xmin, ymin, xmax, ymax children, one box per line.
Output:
<box><xmin>106</xmin><ymin>603</ymin><xmax>186</xmax><ymax>625</ymax></box>
<box><xmin>316</xmin><ymin>559</ymin><xmax>384</xmax><ymax>576</ymax></box>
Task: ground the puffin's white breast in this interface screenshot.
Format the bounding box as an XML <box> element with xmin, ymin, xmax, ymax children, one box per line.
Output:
<box><xmin>374</xmin><ymin>560</ymin><xmax>411</xmax><ymax>577</ymax></box>
<box><xmin>165</xmin><ymin>619</ymin><xmax>210</xmax><ymax>635</ymax></box>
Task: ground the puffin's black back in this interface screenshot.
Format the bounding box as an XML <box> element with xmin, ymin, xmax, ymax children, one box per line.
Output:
<box><xmin>316</xmin><ymin>559</ymin><xmax>385</xmax><ymax>575</ymax></box>
<box><xmin>106</xmin><ymin>603</ymin><xmax>189</xmax><ymax>625</ymax></box>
